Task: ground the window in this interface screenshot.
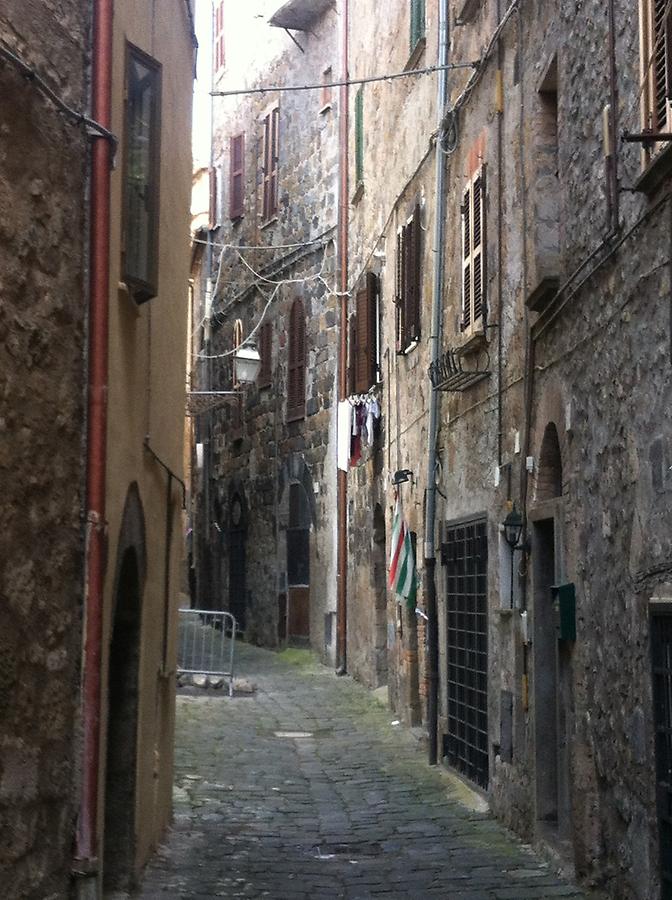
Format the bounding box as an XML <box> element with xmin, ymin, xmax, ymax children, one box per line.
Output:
<box><xmin>262</xmin><ymin>107</ymin><xmax>279</xmax><ymax>221</ymax></box>
<box><xmin>355</xmin><ymin>87</ymin><xmax>364</xmax><ymax>187</ymax></box>
<box><xmin>321</xmin><ymin>67</ymin><xmax>333</xmax><ymax>109</ymax></box>
<box><xmin>231</xmin><ymin>319</ymin><xmax>243</xmax><ymax>437</ymax></box>
<box><xmin>461</xmin><ymin>167</ymin><xmax>487</xmax><ymax>336</ymax></box>
<box><xmin>350</xmin><ymin>273</ymin><xmax>379</xmax><ymax>393</ymax></box>
<box><xmin>258</xmin><ymin>321</ymin><xmax>272</xmax><ymax>388</ymax></box>
<box><xmin>287</xmin><ymin>299</ymin><xmax>306</xmax><ymax>421</ymax></box>
<box><xmin>229</xmin><ymin>133</ymin><xmax>245</xmax><ymax>220</ymax></box>
<box><xmin>122</xmin><ymin>44</ymin><xmax>161</xmax><ymax>304</ymax></box>
<box><xmin>410</xmin><ymin>0</ymin><xmax>426</xmax><ymax>51</ymax></box>
<box><xmin>395</xmin><ymin>205</ymin><xmax>422</xmax><ymax>354</ymax></box>
<box><xmin>639</xmin><ymin>0</ymin><xmax>672</xmax><ymax>161</ymax></box>
<box><xmin>214</xmin><ymin>0</ymin><xmax>225</xmax><ymax>74</ymax></box>
<box><xmin>208</xmin><ymin>166</ymin><xmax>219</xmax><ymax>230</ymax></box>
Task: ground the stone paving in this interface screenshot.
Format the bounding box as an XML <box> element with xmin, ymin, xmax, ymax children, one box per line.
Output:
<box><xmin>136</xmin><ymin>642</ymin><xmax>589</xmax><ymax>900</ymax></box>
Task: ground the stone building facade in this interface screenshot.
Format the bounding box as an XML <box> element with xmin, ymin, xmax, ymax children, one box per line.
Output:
<box><xmin>345</xmin><ymin>1</ymin><xmax>672</xmax><ymax>898</ymax></box>
<box><xmin>0</xmin><ymin>4</ymin><xmax>88</xmax><ymax>896</ymax></box>
<box><xmin>193</xmin><ymin>0</ymin><xmax>340</xmax><ymax>659</ymax></box>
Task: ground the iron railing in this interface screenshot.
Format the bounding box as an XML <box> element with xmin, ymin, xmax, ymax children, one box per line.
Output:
<box><xmin>428</xmin><ymin>346</ymin><xmax>489</xmax><ymax>392</ymax></box>
<box><xmin>176</xmin><ymin>608</ymin><xmax>237</xmax><ymax>697</ymax></box>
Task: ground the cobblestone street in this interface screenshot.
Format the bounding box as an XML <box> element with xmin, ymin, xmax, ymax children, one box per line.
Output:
<box><xmin>132</xmin><ymin>642</ymin><xmax>590</xmax><ymax>900</ymax></box>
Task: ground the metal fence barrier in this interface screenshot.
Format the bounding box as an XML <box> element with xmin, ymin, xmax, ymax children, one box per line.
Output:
<box><xmin>176</xmin><ymin>608</ymin><xmax>237</xmax><ymax>697</ymax></box>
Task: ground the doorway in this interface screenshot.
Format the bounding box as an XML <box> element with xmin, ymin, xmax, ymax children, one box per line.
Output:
<box><xmin>373</xmin><ymin>504</ymin><xmax>388</xmax><ymax>686</ymax></box>
<box><xmin>651</xmin><ymin>610</ymin><xmax>672</xmax><ymax>899</ymax></box>
<box><xmin>228</xmin><ymin>493</ymin><xmax>247</xmax><ymax>629</ymax></box>
<box><xmin>287</xmin><ymin>481</ymin><xmax>310</xmax><ymax>642</ymax></box>
<box><xmin>103</xmin><ymin>548</ymin><xmax>141</xmax><ymax>891</ymax></box>
<box><xmin>532</xmin><ymin>516</ymin><xmax>572</xmax><ymax>847</ymax></box>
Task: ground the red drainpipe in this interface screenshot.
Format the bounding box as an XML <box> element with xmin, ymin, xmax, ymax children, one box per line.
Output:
<box><xmin>336</xmin><ymin>0</ymin><xmax>349</xmax><ymax>674</ymax></box>
<box><xmin>76</xmin><ymin>0</ymin><xmax>113</xmax><ymax>875</ymax></box>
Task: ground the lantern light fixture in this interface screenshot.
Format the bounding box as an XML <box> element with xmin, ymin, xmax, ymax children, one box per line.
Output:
<box><xmin>502</xmin><ymin>506</ymin><xmax>524</xmax><ymax>550</ymax></box>
<box><xmin>233</xmin><ymin>343</ymin><xmax>261</xmax><ymax>384</ymax></box>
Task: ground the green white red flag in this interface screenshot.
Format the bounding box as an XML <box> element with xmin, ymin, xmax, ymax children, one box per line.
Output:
<box><xmin>388</xmin><ymin>494</ymin><xmax>418</xmax><ymax>609</ymax></box>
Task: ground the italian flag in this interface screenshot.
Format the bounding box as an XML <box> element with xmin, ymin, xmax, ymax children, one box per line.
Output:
<box><xmin>388</xmin><ymin>495</ymin><xmax>418</xmax><ymax>610</ymax></box>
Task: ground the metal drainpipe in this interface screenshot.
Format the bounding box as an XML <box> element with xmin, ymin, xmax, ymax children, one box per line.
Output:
<box><xmin>424</xmin><ymin>0</ymin><xmax>450</xmax><ymax>766</ymax></box>
<box><xmin>75</xmin><ymin>0</ymin><xmax>113</xmax><ymax>887</ymax></box>
<box><xmin>336</xmin><ymin>0</ymin><xmax>349</xmax><ymax>675</ymax></box>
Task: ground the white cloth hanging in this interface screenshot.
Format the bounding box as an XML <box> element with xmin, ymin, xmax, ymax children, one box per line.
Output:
<box><xmin>337</xmin><ymin>400</ymin><xmax>352</xmax><ymax>472</ymax></box>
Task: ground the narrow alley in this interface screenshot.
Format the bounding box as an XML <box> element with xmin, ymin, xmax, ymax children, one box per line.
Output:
<box><xmin>136</xmin><ymin>643</ymin><xmax>587</xmax><ymax>900</ymax></box>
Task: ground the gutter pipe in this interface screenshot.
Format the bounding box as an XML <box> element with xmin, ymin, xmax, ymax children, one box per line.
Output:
<box><xmin>336</xmin><ymin>0</ymin><xmax>349</xmax><ymax>674</ymax></box>
<box><xmin>75</xmin><ymin>0</ymin><xmax>113</xmax><ymax>885</ymax></box>
<box><xmin>424</xmin><ymin>0</ymin><xmax>450</xmax><ymax>766</ymax></box>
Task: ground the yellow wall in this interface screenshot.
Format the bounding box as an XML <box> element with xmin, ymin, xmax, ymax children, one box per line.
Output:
<box><xmin>100</xmin><ymin>0</ymin><xmax>194</xmax><ymax>883</ymax></box>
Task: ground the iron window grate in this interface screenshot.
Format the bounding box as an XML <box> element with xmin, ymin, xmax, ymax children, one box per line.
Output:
<box><xmin>443</xmin><ymin>520</ymin><xmax>489</xmax><ymax>789</ymax></box>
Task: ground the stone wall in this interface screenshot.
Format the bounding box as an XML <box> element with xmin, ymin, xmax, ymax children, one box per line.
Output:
<box><xmin>0</xmin><ymin>4</ymin><xmax>88</xmax><ymax>895</ymax></box>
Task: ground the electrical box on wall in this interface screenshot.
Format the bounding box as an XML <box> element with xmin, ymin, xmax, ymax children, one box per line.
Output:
<box><xmin>551</xmin><ymin>582</ymin><xmax>576</xmax><ymax>641</ymax></box>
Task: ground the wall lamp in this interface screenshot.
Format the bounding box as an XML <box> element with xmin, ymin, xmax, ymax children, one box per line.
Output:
<box><xmin>233</xmin><ymin>343</ymin><xmax>261</xmax><ymax>384</ymax></box>
<box><xmin>502</xmin><ymin>506</ymin><xmax>524</xmax><ymax>550</ymax></box>
<box><xmin>392</xmin><ymin>468</ymin><xmax>414</xmax><ymax>486</ymax></box>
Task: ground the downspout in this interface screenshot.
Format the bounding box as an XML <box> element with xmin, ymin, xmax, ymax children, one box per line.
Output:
<box><xmin>75</xmin><ymin>0</ymin><xmax>113</xmax><ymax>887</ymax></box>
<box><xmin>336</xmin><ymin>0</ymin><xmax>349</xmax><ymax>674</ymax></box>
<box><xmin>424</xmin><ymin>0</ymin><xmax>449</xmax><ymax>766</ymax></box>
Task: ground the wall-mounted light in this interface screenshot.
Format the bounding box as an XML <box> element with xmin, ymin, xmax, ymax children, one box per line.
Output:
<box><xmin>392</xmin><ymin>468</ymin><xmax>413</xmax><ymax>486</ymax></box>
<box><xmin>502</xmin><ymin>506</ymin><xmax>523</xmax><ymax>549</ymax></box>
<box><xmin>233</xmin><ymin>343</ymin><xmax>261</xmax><ymax>384</ymax></box>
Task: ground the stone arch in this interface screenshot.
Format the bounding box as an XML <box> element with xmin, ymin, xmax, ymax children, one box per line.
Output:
<box><xmin>536</xmin><ymin>422</ymin><xmax>564</xmax><ymax>503</ymax></box>
<box><xmin>104</xmin><ymin>483</ymin><xmax>146</xmax><ymax>890</ymax></box>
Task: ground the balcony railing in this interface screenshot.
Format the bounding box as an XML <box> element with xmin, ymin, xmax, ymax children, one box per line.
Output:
<box><xmin>428</xmin><ymin>346</ymin><xmax>490</xmax><ymax>392</ymax></box>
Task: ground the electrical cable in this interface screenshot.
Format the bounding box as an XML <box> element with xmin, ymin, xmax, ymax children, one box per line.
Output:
<box><xmin>0</xmin><ymin>40</ymin><xmax>118</xmax><ymax>149</ymax></box>
<box><xmin>191</xmin><ymin>227</ymin><xmax>334</xmax><ymax>252</ymax></box>
<box><xmin>211</xmin><ymin>61</ymin><xmax>479</xmax><ymax>98</ymax></box>
<box><xmin>196</xmin><ymin>284</ymin><xmax>280</xmax><ymax>359</ymax></box>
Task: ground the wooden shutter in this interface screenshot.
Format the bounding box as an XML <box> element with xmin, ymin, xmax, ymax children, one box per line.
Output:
<box><xmin>258</xmin><ymin>321</ymin><xmax>272</xmax><ymax>388</ymax></box>
<box><xmin>395</xmin><ymin>228</ymin><xmax>404</xmax><ymax>353</ymax></box>
<box><xmin>214</xmin><ymin>1</ymin><xmax>225</xmax><ymax>72</ymax></box>
<box><xmin>262</xmin><ymin>108</ymin><xmax>279</xmax><ymax>220</ymax></box>
<box><xmin>462</xmin><ymin>168</ymin><xmax>486</xmax><ymax>334</ymax></box>
<box><xmin>287</xmin><ymin>299</ymin><xmax>305</xmax><ymax>421</ymax></box>
<box><xmin>355</xmin><ymin>88</ymin><xmax>364</xmax><ymax>186</ymax></box>
<box><xmin>409</xmin><ymin>205</ymin><xmax>421</xmax><ymax>343</ymax></box>
<box><xmin>348</xmin><ymin>313</ymin><xmax>357</xmax><ymax>396</ymax></box>
<box><xmin>355</xmin><ymin>272</ymin><xmax>379</xmax><ymax>391</ymax></box>
<box><xmin>653</xmin><ymin>0</ymin><xmax>672</xmax><ymax>130</ymax></box>
<box><xmin>208</xmin><ymin>166</ymin><xmax>218</xmax><ymax>229</ymax></box>
<box><xmin>411</xmin><ymin>0</ymin><xmax>425</xmax><ymax>49</ymax></box>
<box><xmin>229</xmin><ymin>133</ymin><xmax>245</xmax><ymax>220</ymax></box>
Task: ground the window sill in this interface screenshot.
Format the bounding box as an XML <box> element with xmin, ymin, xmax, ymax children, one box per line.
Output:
<box><xmin>260</xmin><ymin>215</ymin><xmax>278</xmax><ymax>230</ymax></box>
<box><xmin>525</xmin><ymin>275</ymin><xmax>560</xmax><ymax>313</ymax></box>
<box><xmin>397</xmin><ymin>339</ymin><xmax>419</xmax><ymax>356</ymax></box>
<box><xmin>456</xmin><ymin>328</ymin><xmax>487</xmax><ymax>355</ymax></box>
<box><xmin>287</xmin><ymin>410</ymin><xmax>305</xmax><ymax>424</ymax></box>
<box><xmin>635</xmin><ymin>143</ymin><xmax>672</xmax><ymax>195</ymax></box>
<box><xmin>319</xmin><ymin>102</ymin><xmax>332</xmax><ymax>115</ymax></box>
<box><xmin>230</xmin><ymin>212</ymin><xmax>245</xmax><ymax>224</ymax></box>
<box><xmin>405</xmin><ymin>37</ymin><xmax>426</xmax><ymax>72</ymax></box>
<box><xmin>351</xmin><ymin>182</ymin><xmax>365</xmax><ymax>205</ymax></box>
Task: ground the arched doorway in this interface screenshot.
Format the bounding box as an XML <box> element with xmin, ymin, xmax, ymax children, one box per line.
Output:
<box><xmin>103</xmin><ymin>547</ymin><xmax>142</xmax><ymax>891</ymax></box>
<box><xmin>228</xmin><ymin>492</ymin><xmax>247</xmax><ymax>629</ymax></box>
<box><xmin>287</xmin><ymin>481</ymin><xmax>310</xmax><ymax>643</ymax></box>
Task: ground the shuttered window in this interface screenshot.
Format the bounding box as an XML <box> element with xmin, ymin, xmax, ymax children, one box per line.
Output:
<box><xmin>461</xmin><ymin>168</ymin><xmax>486</xmax><ymax>335</ymax></box>
<box><xmin>353</xmin><ymin>273</ymin><xmax>379</xmax><ymax>393</ymax></box>
<box><xmin>214</xmin><ymin>0</ymin><xmax>225</xmax><ymax>74</ymax></box>
<box><xmin>355</xmin><ymin>87</ymin><xmax>364</xmax><ymax>187</ymax></box>
<box><xmin>640</xmin><ymin>0</ymin><xmax>672</xmax><ymax>159</ymax></box>
<box><xmin>258</xmin><ymin>321</ymin><xmax>272</xmax><ymax>388</ymax></box>
<box><xmin>229</xmin><ymin>133</ymin><xmax>245</xmax><ymax>220</ymax></box>
<box><xmin>395</xmin><ymin>205</ymin><xmax>422</xmax><ymax>354</ymax></box>
<box><xmin>348</xmin><ymin>314</ymin><xmax>357</xmax><ymax>396</ymax></box>
<box><xmin>208</xmin><ymin>166</ymin><xmax>219</xmax><ymax>229</ymax></box>
<box><xmin>410</xmin><ymin>0</ymin><xmax>426</xmax><ymax>50</ymax></box>
<box><xmin>287</xmin><ymin>299</ymin><xmax>306</xmax><ymax>421</ymax></box>
<box><xmin>262</xmin><ymin>107</ymin><xmax>279</xmax><ymax>221</ymax></box>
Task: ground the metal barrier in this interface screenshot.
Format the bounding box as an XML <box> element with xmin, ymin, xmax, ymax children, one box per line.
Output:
<box><xmin>176</xmin><ymin>608</ymin><xmax>237</xmax><ymax>697</ymax></box>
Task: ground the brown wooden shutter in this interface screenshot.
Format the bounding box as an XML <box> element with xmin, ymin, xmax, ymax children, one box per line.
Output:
<box><xmin>473</xmin><ymin>169</ymin><xmax>486</xmax><ymax>325</ymax></box>
<box><xmin>262</xmin><ymin>108</ymin><xmax>279</xmax><ymax>220</ymax></box>
<box><xmin>395</xmin><ymin>229</ymin><xmax>404</xmax><ymax>352</ymax></box>
<box><xmin>229</xmin><ymin>133</ymin><xmax>245</xmax><ymax>220</ymax></box>
<box><xmin>262</xmin><ymin>113</ymin><xmax>271</xmax><ymax>220</ymax></box>
<box><xmin>258</xmin><ymin>321</ymin><xmax>272</xmax><ymax>387</ymax></box>
<box><xmin>366</xmin><ymin>271</ymin><xmax>378</xmax><ymax>385</ymax></box>
<box><xmin>287</xmin><ymin>299</ymin><xmax>305</xmax><ymax>421</ymax></box>
<box><xmin>410</xmin><ymin>205</ymin><xmax>421</xmax><ymax>342</ymax></box>
<box><xmin>355</xmin><ymin>285</ymin><xmax>369</xmax><ymax>393</ymax></box>
<box><xmin>208</xmin><ymin>166</ymin><xmax>218</xmax><ymax>229</ymax></box>
<box><xmin>348</xmin><ymin>313</ymin><xmax>357</xmax><ymax>396</ymax></box>
<box><xmin>653</xmin><ymin>0</ymin><xmax>672</xmax><ymax>130</ymax></box>
<box><xmin>462</xmin><ymin>182</ymin><xmax>471</xmax><ymax>331</ymax></box>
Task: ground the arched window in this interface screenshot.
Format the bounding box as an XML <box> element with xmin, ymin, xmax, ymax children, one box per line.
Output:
<box><xmin>536</xmin><ymin>422</ymin><xmax>563</xmax><ymax>502</ymax></box>
<box><xmin>287</xmin><ymin>299</ymin><xmax>306</xmax><ymax>421</ymax></box>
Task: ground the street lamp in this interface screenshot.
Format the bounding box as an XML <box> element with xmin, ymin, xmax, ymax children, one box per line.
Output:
<box><xmin>233</xmin><ymin>343</ymin><xmax>261</xmax><ymax>384</ymax></box>
<box><xmin>502</xmin><ymin>506</ymin><xmax>524</xmax><ymax>609</ymax></box>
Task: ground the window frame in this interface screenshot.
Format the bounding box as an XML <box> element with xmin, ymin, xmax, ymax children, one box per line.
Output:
<box><xmin>121</xmin><ymin>42</ymin><xmax>162</xmax><ymax>305</ymax></box>
<box><xmin>352</xmin><ymin>272</ymin><xmax>380</xmax><ymax>394</ymax></box>
<box><xmin>355</xmin><ymin>87</ymin><xmax>364</xmax><ymax>188</ymax></box>
<box><xmin>214</xmin><ymin>0</ymin><xmax>225</xmax><ymax>75</ymax></box>
<box><xmin>287</xmin><ymin>298</ymin><xmax>306</xmax><ymax>422</ymax></box>
<box><xmin>395</xmin><ymin>205</ymin><xmax>422</xmax><ymax>355</ymax></box>
<box><xmin>410</xmin><ymin>0</ymin><xmax>426</xmax><ymax>53</ymax></box>
<box><xmin>229</xmin><ymin>133</ymin><xmax>245</xmax><ymax>221</ymax></box>
<box><xmin>461</xmin><ymin>166</ymin><xmax>487</xmax><ymax>337</ymax></box>
<box><xmin>261</xmin><ymin>106</ymin><xmax>280</xmax><ymax>223</ymax></box>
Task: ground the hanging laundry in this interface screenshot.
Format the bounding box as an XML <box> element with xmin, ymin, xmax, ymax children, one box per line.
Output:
<box><xmin>337</xmin><ymin>400</ymin><xmax>352</xmax><ymax>472</ymax></box>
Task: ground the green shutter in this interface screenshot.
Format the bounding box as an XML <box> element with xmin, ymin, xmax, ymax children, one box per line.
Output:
<box><xmin>355</xmin><ymin>87</ymin><xmax>364</xmax><ymax>186</ymax></box>
<box><xmin>410</xmin><ymin>0</ymin><xmax>425</xmax><ymax>50</ymax></box>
